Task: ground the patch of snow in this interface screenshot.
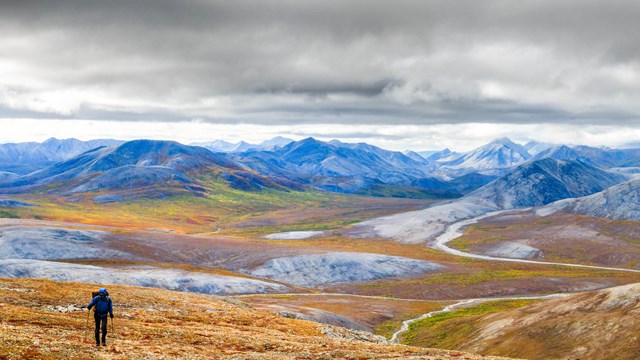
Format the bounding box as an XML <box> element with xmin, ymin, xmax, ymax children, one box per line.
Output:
<box><xmin>264</xmin><ymin>231</ymin><xmax>325</xmax><ymax>240</ymax></box>
<box><xmin>0</xmin><ymin>227</ymin><xmax>130</xmax><ymax>260</ymax></box>
<box><xmin>250</xmin><ymin>252</ymin><xmax>442</xmax><ymax>287</ymax></box>
<box><xmin>0</xmin><ymin>259</ymin><xmax>287</xmax><ymax>295</ymax></box>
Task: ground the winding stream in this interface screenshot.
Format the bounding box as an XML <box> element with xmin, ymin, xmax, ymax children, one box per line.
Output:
<box><xmin>389</xmin><ymin>293</ymin><xmax>566</xmax><ymax>343</ymax></box>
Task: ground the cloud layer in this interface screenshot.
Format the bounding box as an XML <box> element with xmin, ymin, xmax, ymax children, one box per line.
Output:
<box><xmin>1</xmin><ymin>1</ymin><xmax>639</xmax><ymax>130</ymax></box>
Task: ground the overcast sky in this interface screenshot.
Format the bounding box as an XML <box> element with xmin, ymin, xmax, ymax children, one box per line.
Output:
<box><xmin>1</xmin><ymin>0</ymin><xmax>639</xmax><ymax>151</ymax></box>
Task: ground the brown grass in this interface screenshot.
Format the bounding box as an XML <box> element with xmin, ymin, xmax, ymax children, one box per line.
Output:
<box><xmin>0</xmin><ymin>278</ymin><xmax>506</xmax><ymax>360</ymax></box>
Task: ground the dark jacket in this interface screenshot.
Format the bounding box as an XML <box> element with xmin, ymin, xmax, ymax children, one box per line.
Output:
<box><xmin>88</xmin><ymin>295</ymin><xmax>113</xmax><ymax>318</ymax></box>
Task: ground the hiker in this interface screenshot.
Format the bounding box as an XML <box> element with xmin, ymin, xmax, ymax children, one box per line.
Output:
<box><xmin>85</xmin><ymin>287</ymin><xmax>114</xmax><ymax>346</ymax></box>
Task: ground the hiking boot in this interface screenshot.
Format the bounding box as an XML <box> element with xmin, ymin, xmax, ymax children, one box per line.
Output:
<box><xmin>101</xmin><ymin>343</ymin><xmax>107</xmax><ymax>346</ymax></box>
<box><xmin>95</xmin><ymin>343</ymin><xmax>100</xmax><ymax>347</ymax></box>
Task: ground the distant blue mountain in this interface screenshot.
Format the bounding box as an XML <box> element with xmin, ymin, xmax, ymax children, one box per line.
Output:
<box><xmin>532</xmin><ymin>145</ymin><xmax>640</xmax><ymax>169</ymax></box>
<box><xmin>2</xmin><ymin>136</ymin><xmax>638</xmax><ymax>201</ymax></box>
<box><xmin>192</xmin><ymin>136</ymin><xmax>294</xmax><ymax>153</ymax></box>
<box><xmin>0</xmin><ymin>138</ymin><xmax>123</xmax><ymax>174</ymax></box>
<box><xmin>234</xmin><ymin>137</ymin><xmax>437</xmax><ymax>193</ymax></box>
<box><xmin>0</xmin><ymin>140</ymin><xmax>295</xmax><ymax>201</ymax></box>
<box><xmin>438</xmin><ymin>138</ymin><xmax>531</xmax><ymax>175</ymax></box>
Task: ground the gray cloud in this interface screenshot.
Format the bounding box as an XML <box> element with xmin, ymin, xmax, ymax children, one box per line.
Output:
<box><xmin>1</xmin><ymin>0</ymin><xmax>639</xmax><ymax>126</ymax></box>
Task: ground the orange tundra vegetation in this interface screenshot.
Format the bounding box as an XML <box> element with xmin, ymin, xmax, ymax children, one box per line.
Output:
<box><xmin>0</xmin><ymin>278</ymin><xmax>509</xmax><ymax>360</ymax></box>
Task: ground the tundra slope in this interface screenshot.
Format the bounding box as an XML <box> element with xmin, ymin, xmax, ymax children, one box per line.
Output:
<box><xmin>538</xmin><ymin>177</ymin><xmax>640</xmax><ymax>220</ymax></box>
<box><xmin>0</xmin><ymin>278</ymin><xmax>506</xmax><ymax>359</ymax></box>
<box><xmin>435</xmin><ymin>282</ymin><xmax>640</xmax><ymax>360</ymax></box>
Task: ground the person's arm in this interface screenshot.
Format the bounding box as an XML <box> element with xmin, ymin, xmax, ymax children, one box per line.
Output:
<box><xmin>108</xmin><ymin>298</ymin><xmax>113</xmax><ymax>318</ymax></box>
<box><xmin>87</xmin><ymin>296</ymin><xmax>98</xmax><ymax>310</ymax></box>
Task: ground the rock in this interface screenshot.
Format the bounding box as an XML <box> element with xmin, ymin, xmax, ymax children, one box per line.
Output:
<box><xmin>43</xmin><ymin>305</ymin><xmax>84</xmax><ymax>313</ymax></box>
<box><xmin>320</xmin><ymin>325</ymin><xmax>388</xmax><ymax>344</ymax></box>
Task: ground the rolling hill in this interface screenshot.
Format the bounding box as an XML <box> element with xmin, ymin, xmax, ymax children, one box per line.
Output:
<box><xmin>401</xmin><ymin>282</ymin><xmax>640</xmax><ymax>360</ymax></box>
<box><xmin>539</xmin><ymin>177</ymin><xmax>640</xmax><ymax>220</ymax></box>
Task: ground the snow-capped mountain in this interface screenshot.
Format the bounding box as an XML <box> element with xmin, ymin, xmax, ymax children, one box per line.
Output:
<box><xmin>437</xmin><ymin>138</ymin><xmax>531</xmax><ymax>175</ymax></box>
<box><xmin>425</xmin><ymin>148</ymin><xmax>462</xmax><ymax>163</ymax></box>
<box><xmin>538</xmin><ymin>178</ymin><xmax>640</xmax><ymax>220</ymax></box>
<box><xmin>0</xmin><ymin>138</ymin><xmax>123</xmax><ymax>174</ymax></box>
<box><xmin>191</xmin><ymin>139</ymin><xmax>238</xmax><ymax>152</ymax></box>
<box><xmin>256</xmin><ymin>136</ymin><xmax>295</xmax><ymax>150</ymax></box>
<box><xmin>468</xmin><ymin>158</ymin><xmax>627</xmax><ymax>209</ymax></box>
<box><xmin>531</xmin><ymin>145</ymin><xmax>640</xmax><ymax>169</ymax></box>
<box><xmin>523</xmin><ymin>140</ymin><xmax>555</xmax><ymax>155</ymax></box>
<box><xmin>531</xmin><ymin>145</ymin><xmax>584</xmax><ymax>162</ymax></box>
<box><xmin>193</xmin><ymin>137</ymin><xmax>294</xmax><ymax>153</ymax></box>
<box><xmin>402</xmin><ymin>150</ymin><xmax>428</xmax><ymax>163</ymax></box>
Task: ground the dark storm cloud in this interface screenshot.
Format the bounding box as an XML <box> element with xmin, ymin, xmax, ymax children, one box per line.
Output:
<box><xmin>1</xmin><ymin>0</ymin><xmax>639</xmax><ymax>125</ymax></box>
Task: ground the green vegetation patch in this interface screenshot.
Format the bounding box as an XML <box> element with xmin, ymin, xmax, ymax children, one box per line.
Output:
<box><xmin>402</xmin><ymin>299</ymin><xmax>539</xmax><ymax>348</ymax></box>
<box><xmin>357</xmin><ymin>184</ymin><xmax>461</xmax><ymax>199</ymax></box>
<box><xmin>0</xmin><ymin>210</ymin><xmax>19</xmax><ymax>219</ymax></box>
<box><xmin>448</xmin><ymin>226</ymin><xmax>508</xmax><ymax>251</ymax></box>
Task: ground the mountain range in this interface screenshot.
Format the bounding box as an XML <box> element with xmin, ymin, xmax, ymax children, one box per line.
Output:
<box><xmin>2</xmin><ymin>136</ymin><xmax>640</xmax><ymax>209</ymax></box>
<box><xmin>0</xmin><ymin>140</ymin><xmax>294</xmax><ymax>202</ymax></box>
<box><xmin>0</xmin><ymin>138</ymin><xmax>123</xmax><ymax>175</ymax></box>
<box><xmin>192</xmin><ymin>136</ymin><xmax>294</xmax><ymax>153</ymax></box>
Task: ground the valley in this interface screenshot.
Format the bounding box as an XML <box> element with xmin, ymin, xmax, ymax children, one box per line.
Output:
<box><xmin>3</xmin><ymin>137</ymin><xmax>640</xmax><ymax>359</ymax></box>
<box><xmin>4</xmin><ymin>2</ymin><xmax>638</xmax><ymax>358</ymax></box>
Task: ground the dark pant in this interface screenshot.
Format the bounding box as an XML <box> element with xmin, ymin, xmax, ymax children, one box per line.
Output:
<box><xmin>94</xmin><ymin>315</ymin><xmax>108</xmax><ymax>345</ymax></box>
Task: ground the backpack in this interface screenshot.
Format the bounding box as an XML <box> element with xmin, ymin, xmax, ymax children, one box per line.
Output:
<box><xmin>91</xmin><ymin>289</ymin><xmax>109</xmax><ymax>298</ymax></box>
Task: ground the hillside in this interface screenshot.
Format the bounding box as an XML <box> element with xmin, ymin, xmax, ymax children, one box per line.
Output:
<box><xmin>538</xmin><ymin>178</ymin><xmax>640</xmax><ymax>220</ymax></box>
<box><xmin>0</xmin><ymin>278</ymin><xmax>505</xmax><ymax>359</ymax></box>
<box><xmin>402</xmin><ymin>282</ymin><xmax>640</xmax><ymax>360</ymax></box>
<box><xmin>468</xmin><ymin>157</ymin><xmax>626</xmax><ymax>209</ymax></box>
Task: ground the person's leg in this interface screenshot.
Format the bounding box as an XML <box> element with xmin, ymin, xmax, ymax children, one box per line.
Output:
<box><xmin>94</xmin><ymin>315</ymin><xmax>100</xmax><ymax>346</ymax></box>
<box><xmin>101</xmin><ymin>317</ymin><xmax>108</xmax><ymax>345</ymax></box>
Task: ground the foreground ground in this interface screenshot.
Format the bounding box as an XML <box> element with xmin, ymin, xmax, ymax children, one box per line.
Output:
<box><xmin>0</xmin><ymin>278</ymin><xmax>507</xmax><ymax>360</ymax></box>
